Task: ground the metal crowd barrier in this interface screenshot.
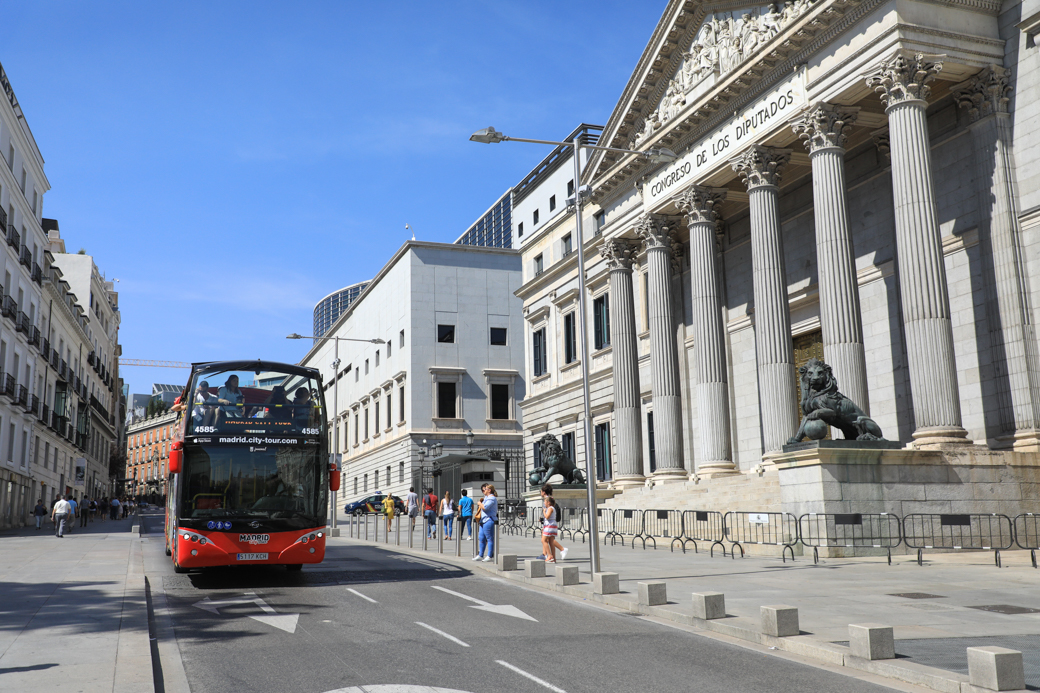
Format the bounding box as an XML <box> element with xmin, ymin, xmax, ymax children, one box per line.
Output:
<box><xmin>597</xmin><ymin>508</ymin><xmax>623</xmax><ymax>545</ymax></box>
<box><xmin>571</xmin><ymin>508</ymin><xmax>591</xmax><ymax>544</ymax></box>
<box><xmin>640</xmin><ymin>509</ymin><xmax>683</xmax><ymax>550</ymax></box>
<box><xmin>798</xmin><ymin>512</ymin><xmax>902</xmax><ymax>564</ymax></box>
<box><xmin>1013</xmin><ymin>513</ymin><xmax>1040</xmax><ymax>568</ymax></box>
<box><xmin>723</xmin><ymin>511</ymin><xmax>799</xmax><ymax>562</ymax></box>
<box><xmin>902</xmin><ymin>513</ymin><xmax>1014</xmax><ymax>567</ymax></box>
<box><xmin>612</xmin><ymin>508</ymin><xmax>645</xmax><ymax>548</ymax></box>
<box><xmin>557</xmin><ymin>506</ymin><xmax>583</xmax><ymax>542</ymax></box>
<box><xmin>674</xmin><ymin>510</ymin><xmax>726</xmax><ymax>556</ymax></box>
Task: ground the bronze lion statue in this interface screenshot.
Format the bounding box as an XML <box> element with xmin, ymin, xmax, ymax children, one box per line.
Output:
<box><xmin>787</xmin><ymin>358</ymin><xmax>885</xmax><ymax>444</ymax></box>
<box><xmin>530</xmin><ymin>433</ymin><xmax>586</xmax><ymax>487</ymax></box>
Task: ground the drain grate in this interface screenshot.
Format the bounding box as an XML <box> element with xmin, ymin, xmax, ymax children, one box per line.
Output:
<box><xmin>968</xmin><ymin>604</ymin><xmax>1040</xmax><ymax>615</ymax></box>
<box><xmin>889</xmin><ymin>592</ymin><xmax>945</xmax><ymax>599</ymax></box>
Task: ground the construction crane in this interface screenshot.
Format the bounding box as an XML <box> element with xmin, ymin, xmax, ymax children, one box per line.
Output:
<box><xmin>118</xmin><ymin>359</ymin><xmax>191</xmax><ymax>368</ymax></box>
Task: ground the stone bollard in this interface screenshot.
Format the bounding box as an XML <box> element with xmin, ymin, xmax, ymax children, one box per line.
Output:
<box><xmin>638</xmin><ymin>581</ymin><xmax>667</xmax><ymax>606</ymax></box>
<box><xmin>848</xmin><ymin>624</ymin><xmax>895</xmax><ymax>661</ymax></box>
<box><xmin>525</xmin><ymin>559</ymin><xmax>546</xmax><ymax>578</ymax></box>
<box><xmin>692</xmin><ymin>592</ymin><xmax>726</xmax><ymax>620</ymax></box>
<box><xmin>594</xmin><ymin>572</ymin><xmax>619</xmax><ymax>595</ymax></box>
<box><xmin>967</xmin><ymin>646</ymin><xmax>1025</xmax><ymax>691</ymax></box>
<box><xmin>556</xmin><ymin>565</ymin><xmax>579</xmax><ymax>586</ymax></box>
<box><xmin>498</xmin><ymin>554</ymin><xmax>518</xmax><ymax>571</ymax></box>
<box><xmin>761</xmin><ymin>605</ymin><xmax>799</xmax><ymax>637</ymax></box>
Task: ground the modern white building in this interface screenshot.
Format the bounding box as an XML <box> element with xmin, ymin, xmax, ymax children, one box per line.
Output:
<box><xmin>298</xmin><ymin>241</ymin><xmax>525</xmax><ymax>511</ymax></box>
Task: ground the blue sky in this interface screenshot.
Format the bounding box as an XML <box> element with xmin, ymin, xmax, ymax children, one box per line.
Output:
<box><xmin>3</xmin><ymin>1</ymin><xmax>661</xmax><ymax>399</ymax></box>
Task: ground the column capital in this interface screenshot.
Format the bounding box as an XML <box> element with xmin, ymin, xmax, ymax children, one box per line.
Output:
<box><xmin>871</xmin><ymin>127</ymin><xmax>891</xmax><ymax>158</ymax></box>
<box><xmin>600</xmin><ymin>238</ymin><xmax>640</xmax><ymax>271</ymax></box>
<box><xmin>636</xmin><ymin>215</ymin><xmax>684</xmax><ymax>273</ymax></box>
<box><xmin>730</xmin><ymin>146</ymin><xmax>791</xmax><ymax>190</ymax></box>
<box><xmin>952</xmin><ymin>65</ymin><xmax>1012</xmax><ymax>123</ymax></box>
<box><xmin>866</xmin><ymin>53</ymin><xmax>944</xmax><ymax>109</ymax></box>
<box><xmin>791</xmin><ymin>102</ymin><xmax>860</xmax><ymax>153</ymax></box>
<box><xmin>673</xmin><ymin>186</ymin><xmax>727</xmax><ymax>227</ymax></box>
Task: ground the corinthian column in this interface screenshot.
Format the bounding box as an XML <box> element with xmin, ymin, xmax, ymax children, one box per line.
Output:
<box><xmin>636</xmin><ymin>215</ymin><xmax>687</xmax><ymax>480</ymax></box>
<box><xmin>867</xmin><ymin>53</ymin><xmax>969</xmax><ymax>445</ymax></box>
<box><xmin>674</xmin><ymin>187</ymin><xmax>736</xmax><ymax>475</ymax></box>
<box><xmin>731</xmin><ymin>146</ymin><xmax>799</xmax><ymax>454</ymax></box>
<box><xmin>602</xmin><ymin>238</ymin><xmax>645</xmax><ymax>486</ymax></box>
<box><xmin>954</xmin><ymin>66</ymin><xmax>1040</xmax><ymax>449</ymax></box>
<box><xmin>791</xmin><ymin>103</ymin><xmax>870</xmax><ymax>413</ymax></box>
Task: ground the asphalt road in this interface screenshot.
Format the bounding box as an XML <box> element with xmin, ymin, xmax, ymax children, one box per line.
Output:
<box><xmin>141</xmin><ymin>528</ymin><xmax>906</xmax><ymax>693</ymax></box>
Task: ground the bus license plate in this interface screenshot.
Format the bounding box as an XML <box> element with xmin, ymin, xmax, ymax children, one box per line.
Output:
<box><xmin>237</xmin><ymin>553</ymin><xmax>268</xmax><ymax>561</ymax></box>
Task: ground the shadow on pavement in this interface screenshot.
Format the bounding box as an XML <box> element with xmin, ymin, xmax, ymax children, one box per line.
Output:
<box><xmin>0</xmin><ymin>580</ymin><xmax>139</xmax><ymax>635</ymax></box>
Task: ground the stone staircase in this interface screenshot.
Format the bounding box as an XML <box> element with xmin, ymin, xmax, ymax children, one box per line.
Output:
<box><xmin>602</xmin><ymin>469</ymin><xmax>782</xmax><ymax>514</ymax></box>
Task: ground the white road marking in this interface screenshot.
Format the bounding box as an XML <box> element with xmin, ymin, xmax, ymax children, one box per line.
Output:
<box><xmin>496</xmin><ymin>660</ymin><xmax>567</xmax><ymax>693</ymax></box>
<box><xmin>346</xmin><ymin>588</ymin><xmax>378</xmax><ymax>603</ymax></box>
<box><xmin>415</xmin><ymin>621</ymin><xmax>470</xmax><ymax>647</ymax></box>
<box><xmin>431</xmin><ymin>585</ymin><xmax>537</xmax><ymax>621</ymax></box>
<box><xmin>192</xmin><ymin>592</ymin><xmax>299</xmax><ymax>633</ymax></box>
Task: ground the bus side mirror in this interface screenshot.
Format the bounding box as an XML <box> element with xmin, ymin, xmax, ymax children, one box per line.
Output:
<box><xmin>169</xmin><ymin>441</ymin><xmax>183</xmax><ymax>474</ymax></box>
<box><xmin>329</xmin><ymin>464</ymin><xmax>340</xmax><ymax>492</ymax></box>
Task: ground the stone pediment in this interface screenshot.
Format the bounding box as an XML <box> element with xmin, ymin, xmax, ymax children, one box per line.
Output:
<box><xmin>630</xmin><ymin>1</ymin><xmax>816</xmax><ymax>150</ymax></box>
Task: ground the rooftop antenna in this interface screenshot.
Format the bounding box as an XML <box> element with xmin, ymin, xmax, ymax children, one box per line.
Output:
<box><xmin>406</xmin><ymin>223</ymin><xmax>414</xmax><ymax>241</ymax></box>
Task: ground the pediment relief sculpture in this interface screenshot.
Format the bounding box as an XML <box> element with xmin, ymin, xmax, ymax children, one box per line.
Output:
<box><xmin>631</xmin><ymin>0</ymin><xmax>817</xmax><ymax>148</ymax></box>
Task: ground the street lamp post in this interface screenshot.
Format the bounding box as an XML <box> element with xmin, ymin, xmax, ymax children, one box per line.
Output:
<box><xmin>287</xmin><ymin>332</ymin><xmax>386</xmax><ymax>535</ymax></box>
<box><xmin>470</xmin><ymin>126</ymin><xmax>676</xmax><ymax>575</ymax></box>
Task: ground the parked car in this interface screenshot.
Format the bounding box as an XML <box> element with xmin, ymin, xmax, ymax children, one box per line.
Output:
<box><xmin>343</xmin><ymin>494</ymin><xmax>405</xmax><ymax>516</ymax></box>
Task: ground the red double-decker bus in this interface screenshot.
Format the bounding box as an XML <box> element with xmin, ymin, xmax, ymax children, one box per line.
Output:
<box><xmin>164</xmin><ymin>360</ymin><xmax>336</xmax><ymax>573</ymax></box>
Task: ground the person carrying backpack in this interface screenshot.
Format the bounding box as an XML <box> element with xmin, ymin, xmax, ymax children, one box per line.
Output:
<box><xmin>422</xmin><ymin>488</ymin><xmax>438</xmax><ymax>539</ymax></box>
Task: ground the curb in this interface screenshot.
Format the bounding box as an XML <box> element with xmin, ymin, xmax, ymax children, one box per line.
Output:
<box><xmin>338</xmin><ymin>536</ymin><xmax>1008</xmax><ymax>693</ymax></box>
<box><xmin>113</xmin><ymin>537</ymin><xmax>154</xmax><ymax>691</ymax></box>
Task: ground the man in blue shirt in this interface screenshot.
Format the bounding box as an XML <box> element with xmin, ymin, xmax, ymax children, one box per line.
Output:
<box><xmin>458</xmin><ymin>490</ymin><xmax>474</xmax><ymax>540</ymax></box>
<box><xmin>66</xmin><ymin>496</ymin><xmax>78</xmax><ymax>534</ymax></box>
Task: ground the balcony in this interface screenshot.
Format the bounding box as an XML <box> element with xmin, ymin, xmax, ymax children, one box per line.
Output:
<box><xmin>2</xmin><ymin>374</ymin><xmax>15</xmax><ymax>399</ymax></box>
<box><xmin>6</xmin><ymin>225</ymin><xmax>18</xmax><ymax>250</ymax></box>
<box><xmin>28</xmin><ymin>326</ymin><xmax>39</xmax><ymax>347</ymax></box>
<box><xmin>74</xmin><ymin>374</ymin><xmax>81</xmax><ymax>393</ymax></box>
<box><xmin>87</xmin><ymin>351</ymin><xmax>95</xmax><ymax>367</ymax></box>
<box><xmin>31</xmin><ymin>264</ymin><xmax>41</xmax><ymax>284</ymax></box>
<box><xmin>0</xmin><ymin>207</ymin><xmax>6</xmax><ymax>230</ymax></box>
<box><xmin>41</xmin><ymin>337</ymin><xmax>49</xmax><ymax>356</ymax></box>
<box><xmin>40</xmin><ymin>403</ymin><xmax>49</xmax><ymax>423</ymax></box>
<box><xmin>28</xmin><ymin>393</ymin><xmax>38</xmax><ymax>415</ymax></box>
<box><xmin>90</xmin><ymin>394</ymin><xmax>110</xmax><ymax>421</ymax></box>
<box><xmin>18</xmin><ymin>245</ymin><xmax>31</xmax><ymax>268</ymax></box>
<box><xmin>17</xmin><ymin>385</ymin><xmax>28</xmax><ymax>408</ymax></box>
<box><xmin>15</xmin><ymin>312</ymin><xmax>28</xmax><ymax>334</ymax></box>
<box><xmin>53</xmin><ymin>413</ymin><xmax>67</xmax><ymax>433</ymax></box>
<box><xmin>1</xmin><ymin>295</ymin><xmax>15</xmax><ymax>320</ymax></box>
<box><xmin>58</xmin><ymin>360</ymin><xmax>67</xmax><ymax>380</ymax></box>
<box><xmin>50</xmin><ymin>349</ymin><xmax>58</xmax><ymax>370</ymax></box>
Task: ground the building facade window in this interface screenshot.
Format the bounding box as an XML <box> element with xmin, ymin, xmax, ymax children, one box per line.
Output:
<box><xmin>490</xmin><ymin>384</ymin><xmax>510</xmax><ymax>420</ymax></box>
<box><xmin>647</xmin><ymin>411</ymin><xmax>656</xmax><ymax>473</ymax></box>
<box><xmin>534</xmin><ymin>255</ymin><xmax>543</xmax><ymax>276</ymax></box>
<box><xmin>399</xmin><ymin>461</ymin><xmax>404</xmax><ymax>483</ymax></box>
<box><xmin>561</xmin><ymin>234</ymin><xmax>572</xmax><ymax>257</ymax></box>
<box><xmin>533</xmin><ymin>209</ymin><xmax>539</xmax><ymax>225</ymax></box>
<box><xmin>561</xmin><ymin>431</ymin><xmax>574</xmax><ymax>463</ymax></box>
<box><xmin>594</xmin><ymin>422</ymin><xmax>612</xmax><ymax>481</ymax></box>
<box><xmin>386</xmin><ymin>393</ymin><xmax>392</xmax><ymax>429</ymax></box>
<box><xmin>364</xmin><ymin>473</ymin><xmax>368</xmax><ymax>492</ymax></box>
<box><xmin>437</xmin><ymin>382</ymin><xmax>456</xmax><ymax>419</ymax></box>
<box><xmin>567</xmin><ymin>179</ymin><xmax>575</xmax><ymax>197</ymax></box>
<box><xmin>399</xmin><ymin>385</ymin><xmax>405</xmax><ymax>422</ymax></box>
<box><xmin>518</xmin><ymin>222</ymin><xmax>524</xmax><ymax>237</ymax></box>
<box><xmin>549</xmin><ymin>195</ymin><xmax>556</xmax><ymax>212</ymax></box>
<box><xmin>563</xmin><ymin>313</ymin><xmax>576</xmax><ymax>364</ymax></box>
<box><xmin>373</xmin><ymin>402</ymin><xmax>380</xmax><ymax>436</ymax></box>
<box><xmin>364</xmin><ymin>408</ymin><xmax>370</xmax><ymax>439</ymax></box>
<box><xmin>437</xmin><ymin>325</ymin><xmax>455</xmax><ymax>343</ymax></box>
<box><xmin>532</xmin><ymin>328</ymin><xmax>547</xmax><ymax>377</ymax></box>
<box><xmin>400</xmin><ymin>329</ymin><xmax>405</xmax><ymax>348</ymax></box>
<box><xmin>593</xmin><ymin>294</ymin><xmax>610</xmax><ymax>350</ymax></box>
<box><xmin>354</xmin><ymin>413</ymin><xmax>359</xmax><ymax>445</ymax></box>
<box><xmin>490</xmin><ymin>327</ymin><xmax>507</xmax><ymax>346</ymax></box>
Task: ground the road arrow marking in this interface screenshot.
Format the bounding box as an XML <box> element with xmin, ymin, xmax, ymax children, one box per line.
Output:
<box><xmin>431</xmin><ymin>585</ymin><xmax>537</xmax><ymax>622</ymax></box>
<box><xmin>192</xmin><ymin>592</ymin><xmax>299</xmax><ymax>633</ymax></box>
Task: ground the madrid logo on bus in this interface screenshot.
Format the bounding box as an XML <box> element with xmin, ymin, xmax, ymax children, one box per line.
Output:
<box><xmin>239</xmin><ymin>533</ymin><xmax>271</xmax><ymax>545</ymax></box>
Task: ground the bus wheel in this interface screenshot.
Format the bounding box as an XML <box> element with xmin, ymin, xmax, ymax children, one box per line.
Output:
<box><xmin>165</xmin><ymin>542</ymin><xmax>172</xmax><ymax>557</ymax></box>
<box><xmin>286</xmin><ymin>564</ymin><xmax>303</xmax><ymax>571</ymax></box>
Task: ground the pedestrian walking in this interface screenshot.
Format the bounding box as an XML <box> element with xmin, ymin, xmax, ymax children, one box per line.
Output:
<box><xmin>541</xmin><ymin>492</ymin><xmax>558</xmax><ymax>563</ymax></box>
<box><xmin>381</xmin><ymin>494</ymin><xmax>395</xmax><ymax>533</ymax></box>
<box><xmin>122</xmin><ymin>497</ymin><xmax>129</xmax><ymax>519</ymax></box>
<box><xmin>88</xmin><ymin>498</ymin><xmax>97</xmax><ymax>522</ymax></box>
<box><xmin>406</xmin><ymin>486</ymin><xmax>419</xmax><ymax>532</ymax></box>
<box><xmin>458</xmin><ymin>489</ymin><xmax>474</xmax><ymax>540</ymax></box>
<box><xmin>541</xmin><ymin>484</ymin><xmax>568</xmax><ymax>561</ymax></box>
<box><xmin>473</xmin><ymin>484</ymin><xmax>498</xmax><ymax>562</ymax></box>
<box><xmin>33</xmin><ymin>499</ymin><xmax>46</xmax><ymax>530</ymax></box>
<box><xmin>52</xmin><ymin>495</ymin><xmax>71</xmax><ymax>537</ymax></box>
<box><xmin>110</xmin><ymin>496</ymin><xmax>121</xmax><ymax>520</ymax></box>
<box><xmin>79</xmin><ymin>497</ymin><xmax>89</xmax><ymax>527</ymax></box>
<box><xmin>440</xmin><ymin>492</ymin><xmax>455</xmax><ymax>540</ymax></box>
<box><xmin>66</xmin><ymin>496</ymin><xmax>78</xmax><ymax>534</ymax></box>
<box><xmin>423</xmin><ymin>488</ymin><xmax>438</xmax><ymax>539</ymax></box>
<box><xmin>98</xmin><ymin>497</ymin><xmax>107</xmax><ymax>523</ymax></box>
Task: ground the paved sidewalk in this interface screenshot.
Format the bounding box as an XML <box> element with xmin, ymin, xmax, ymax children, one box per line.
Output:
<box><xmin>0</xmin><ymin>514</ymin><xmax>152</xmax><ymax>693</ymax></box>
<box><xmin>338</xmin><ymin>518</ymin><xmax>1040</xmax><ymax>690</ymax></box>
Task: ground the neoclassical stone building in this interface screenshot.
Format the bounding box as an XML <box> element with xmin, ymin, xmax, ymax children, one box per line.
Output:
<box><xmin>516</xmin><ymin>0</ymin><xmax>1040</xmax><ymax>517</ymax></box>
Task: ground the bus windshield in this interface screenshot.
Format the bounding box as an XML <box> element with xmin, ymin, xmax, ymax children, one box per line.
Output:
<box><xmin>187</xmin><ymin>366</ymin><xmax>323</xmax><ymax>437</ymax></box>
<box><xmin>180</xmin><ymin>445</ymin><xmax>327</xmax><ymax>522</ymax></box>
